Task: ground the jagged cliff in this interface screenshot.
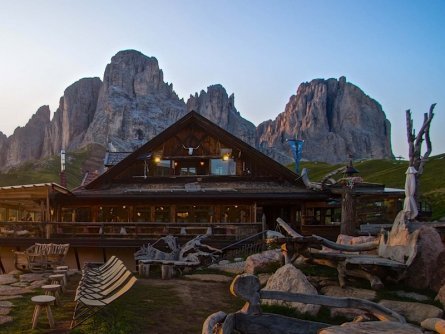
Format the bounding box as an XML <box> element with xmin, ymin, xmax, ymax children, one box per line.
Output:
<box><xmin>0</xmin><ymin>50</ymin><xmax>393</xmax><ymax>171</ymax></box>
<box><xmin>257</xmin><ymin>77</ymin><xmax>393</xmax><ymax>164</ymax></box>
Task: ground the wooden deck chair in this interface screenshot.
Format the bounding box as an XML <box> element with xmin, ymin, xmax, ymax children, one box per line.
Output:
<box><xmin>76</xmin><ymin>270</ymin><xmax>132</xmax><ymax>301</ymax></box>
<box><xmin>76</xmin><ymin>266</ymin><xmax>128</xmax><ymax>298</ymax></box>
<box><xmin>71</xmin><ymin>276</ymin><xmax>137</xmax><ymax>329</ymax></box>
<box><xmin>81</xmin><ymin>262</ymin><xmax>126</xmax><ymax>285</ymax></box>
<box><xmin>83</xmin><ymin>255</ymin><xmax>118</xmax><ymax>273</ymax></box>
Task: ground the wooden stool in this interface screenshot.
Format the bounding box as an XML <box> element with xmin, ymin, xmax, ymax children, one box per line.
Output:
<box><xmin>53</xmin><ymin>269</ymin><xmax>68</xmax><ymax>285</ymax></box>
<box><xmin>49</xmin><ymin>274</ymin><xmax>65</xmax><ymax>293</ymax></box>
<box><xmin>42</xmin><ymin>284</ymin><xmax>61</xmax><ymax>306</ymax></box>
<box><xmin>31</xmin><ymin>295</ymin><xmax>55</xmax><ymax>329</ymax></box>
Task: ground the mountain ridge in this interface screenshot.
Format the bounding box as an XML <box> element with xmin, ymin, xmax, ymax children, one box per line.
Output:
<box><xmin>0</xmin><ymin>49</ymin><xmax>393</xmax><ymax>170</ymax></box>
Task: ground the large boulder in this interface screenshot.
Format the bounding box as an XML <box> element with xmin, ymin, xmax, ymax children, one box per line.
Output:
<box><xmin>244</xmin><ymin>249</ymin><xmax>281</xmax><ymax>274</ymax></box>
<box><xmin>404</xmin><ymin>225</ymin><xmax>445</xmax><ymax>290</ymax></box>
<box><xmin>263</xmin><ymin>264</ymin><xmax>320</xmax><ymax>316</ymax></box>
<box><xmin>379</xmin><ymin>299</ymin><xmax>443</xmax><ymax>324</ymax></box>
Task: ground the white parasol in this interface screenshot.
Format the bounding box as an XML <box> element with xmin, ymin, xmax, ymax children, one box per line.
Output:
<box><xmin>403</xmin><ymin>166</ymin><xmax>418</xmax><ymax>220</ymax></box>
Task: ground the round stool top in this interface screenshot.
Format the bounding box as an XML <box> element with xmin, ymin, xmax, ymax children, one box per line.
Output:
<box><xmin>31</xmin><ymin>295</ymin><xmax>56</xmax><ymax>304</ymax></box>
<box><xmin>42</xmin><ymin>284</ymin><xmax>61</xmax><ymax>291</ymax></box>
<box><xmin>49</xmin><ymin>274</ymin><xmax>65</xmax><ymax>279</ymax></box>
<box><xmin>56</xmin><ymin>266</ymin><xmax>68</xmax><ymax>270</ymax></box>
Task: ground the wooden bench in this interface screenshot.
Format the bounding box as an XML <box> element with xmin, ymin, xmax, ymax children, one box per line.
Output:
<box><xmin>276</xmin><ymin>213</ymin><xmax>419</xmax><ymax>290</ymax></box>
<box><xmin>14</xmin><ymin>243</ymin><xmax>70</xmax><ymax>272</ymax></box>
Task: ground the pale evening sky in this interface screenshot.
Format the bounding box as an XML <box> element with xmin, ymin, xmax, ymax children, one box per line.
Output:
<box><xmin>0</xmin><ymin>0</ymin><xmax>444</xmax><ymax>158</ymax></box>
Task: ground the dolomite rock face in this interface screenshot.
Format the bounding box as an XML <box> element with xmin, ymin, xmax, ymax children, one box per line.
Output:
<box><xmin>2</xmin><ymin>106</ymin><xmax>50</xmax><ymax>168</ymax></box>
<box><xmin>81</xmin><ymin>50</ymin><xmax>187</xmax><ymax>151</ymax></box>
<box><xmin>0</xmin><ymin>51</ymin><xmax>395</xmax><ymax>172</ymax></box>
<box><xmin>256</xmin><ymin>77</ymin><xmax>393</xmax><ymax>164</ymax></box>
<box><xmin>187</xmin><ymin>85</ymin><xmax>256</xmax><ymax>147</ymax></box>
<box><xmin>43</xmin><ymin>77</ymin><xmax>102</xmax><ymax>156</ymax></box>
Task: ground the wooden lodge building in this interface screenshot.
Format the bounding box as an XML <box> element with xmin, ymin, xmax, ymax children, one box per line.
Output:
<box><xmin>0</xmin><ymin>111</ymin><xmax>403</xmax><ymax>271</ymax></box>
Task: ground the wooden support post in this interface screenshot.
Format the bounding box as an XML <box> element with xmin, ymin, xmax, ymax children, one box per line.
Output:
<box><xmin>161</xmin><ymin>264</ymin><xmax>173</xmax><ymax>279</ymax></box>
<box><xmin>74</xmin><ymin>248</ymin><xmax>80</xmax><ymax>270</ymax></box>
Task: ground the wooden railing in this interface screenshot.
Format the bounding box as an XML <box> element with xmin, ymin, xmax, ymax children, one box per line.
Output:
<box><xmin>0</xmin><ymin>221</ymin><xmax>263</xmax><ymax>240</ymax></box>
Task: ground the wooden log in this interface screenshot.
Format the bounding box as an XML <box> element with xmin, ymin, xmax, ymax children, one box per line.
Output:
<box><xmin>138</xmin><ymin>263</ymin><xmax>150</xmax><ymax>277</ymax></box>
<box><xmin>260</xmin><ymin>290</ymin><xmax>405</xmax><ymax>323</ymax></box>
<box><xmin>233</xmin><ymin>312</ymin><xmax>329</xmax><ymax>334</ymax></box>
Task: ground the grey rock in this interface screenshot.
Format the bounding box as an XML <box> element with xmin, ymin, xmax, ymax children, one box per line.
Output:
<box><xmin>379</xmin><ymin>299</ymin><xmax>443</xmax><ymax>324</ymax></box>
<box><xmin>19</xmin><ymin>273</ymin><xmax>49</xmax><ymax>283</ymax></box>
<box><xmin>244</xmin><ymin>249</ymin><xmax>282</xmax><ymax>274</ymax></box>
<box><xmin>263</xmin><ymin>264</ymin><xmax>320</xmax><ymax>316</ymax></box>
<box><xmin>0</xmin><ymin>275</ymin><xmax>17</xmax><ymax>285</ymax></box>
<box><xmin>0</xmin><ymin>285</ymin><xmax>33</xmax><ymax>296</ymax></box>
<box><xmin>319</xmin><ymin>321</ymin><xmax>422</xmax><ymax>334</ymax></box>
<box><xmin>0</xmin><ymin>315</ymin><xmax>13</xmax><ymax>325</ymax></box>
<box><xmin>0</xmin><ymin>308</ymin><xmax>11</xmax><ymax>315</ymax></box>
<box><xmin>404</xmin><ymin>226</ymin><xmax>445</xmax><ymax>291</ymax></box>
<box><xmin>0</xmin><ymin>301</ymin><xmax>13</xmax><ymax>308</ymax></box>
<box><xmin>320</xmin><ymin>285</ymin><xmax>377</xmax><ymax>301</ymax></box>
<box><xmin>395</xmin><ymin>290</ymin><xmax>430</xmax><ymax>302</ymax></box>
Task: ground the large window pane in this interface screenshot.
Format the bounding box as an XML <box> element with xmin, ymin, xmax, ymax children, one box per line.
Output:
<box><xmin>210</xmin><ymin>159</ymin><xmax>236</xmax><ymax>176</ymax></box>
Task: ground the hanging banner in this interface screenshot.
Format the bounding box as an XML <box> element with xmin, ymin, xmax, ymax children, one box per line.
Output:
<box><xmin>287</xmin><ymin>139</ymin><xmax>304</xmax><ymax>174</ymax></box>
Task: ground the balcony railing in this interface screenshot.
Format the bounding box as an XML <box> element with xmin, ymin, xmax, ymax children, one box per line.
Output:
<box><xmin>0</xmin><ymin>221</ymin><xmax>263</xmax><ymax>240</ymax></box>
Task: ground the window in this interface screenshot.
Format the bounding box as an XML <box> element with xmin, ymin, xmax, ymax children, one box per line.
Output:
<box><xmin>222</xmin><ymin>205</ymin><xmax>250</xmax><ymax>223</ymax></box>
<box><xmin>155</xmin><ymin>206</ymin><xmax>170</xmax><ymax>222</ymax></box>
<box><xmin>134</xmin><ymin>207</ymin><xmax>151</xmax><ymax>222</ymax></box>
<box><xmin>210</xmin><ymin>159</ymin><xmax>236</xmax><ymax>175</ymax></box>
<box><xmin>97</xmin><ymin>206</ymin><xmax>129</xmax><ymax>222</ymax></box>
<box><xmin>153</xmin><ymin>160</ymin><xmax>172</xmax><ymax>176</ymax></box>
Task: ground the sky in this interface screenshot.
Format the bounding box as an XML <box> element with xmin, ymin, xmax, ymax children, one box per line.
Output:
<box><xmin>0</xmin><ymin>0</ymin><xmax>444</xmax><ymax>158</ymax></box>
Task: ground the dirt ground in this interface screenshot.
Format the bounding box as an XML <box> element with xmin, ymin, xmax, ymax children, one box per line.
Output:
<box><xmin>46</xmin><ymin>273</ymin><xmax>243</xmax><ymax>334</ymax></box>
<box><xmin>137</xmin><ymin>277</ymin><xmax>243</xmax><ymax>333</ymax></box>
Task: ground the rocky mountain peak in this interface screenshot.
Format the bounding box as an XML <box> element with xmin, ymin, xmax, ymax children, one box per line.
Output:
<box><xmin>186</xmin><ymin>84</ymin><xmax>256</xmax><ymax>146</ymax></box>
<box><xmin>256</xmin><ymin>77</ymin><xmax>393</xmax><ymax>164</ymax></box>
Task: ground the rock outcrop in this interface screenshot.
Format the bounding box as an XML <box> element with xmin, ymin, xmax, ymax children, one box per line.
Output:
<box><xmin>256</xmin><ymin>76</ymin><xmax>393</xmax><ymax>164</ymax></box>
<box><xmin>187</xmin><ymin>85</ymin><xmax>256</xmax><ymax>147</ymax></box>
<box><xmin>82</xmin><ymin>50</ymin><xmax>187</xmax><ymax>151</ymax></box>
<box><xmin>43</xmin><ymin>77</ymin><xmax>102</xmax><ymax>156</ymax></box>
<box><xmin>2</xmin><ymin>106</ymin><xmax>50</xmax><ymax>168</ymax></box>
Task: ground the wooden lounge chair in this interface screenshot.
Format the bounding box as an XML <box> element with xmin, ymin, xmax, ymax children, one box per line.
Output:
<box><xmin>71</xmin><ymin>275</ymin><xmax>137</xmax><ymax>328</ymax></box>
<box><xmin>71</xmin><ymin>256</ymin><xmax>137</xmax><ymax>329</ymax></box>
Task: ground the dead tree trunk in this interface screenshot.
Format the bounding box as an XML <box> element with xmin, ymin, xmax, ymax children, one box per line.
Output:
<box><xmin>405</xmin><ymin>103</ymin><xmax>436</xmax><ymax>203</ymax></box>
<box><xmin>340</xmin><ymin>186</ymin><xmax>356</xmax><ymax>235</ymax></box>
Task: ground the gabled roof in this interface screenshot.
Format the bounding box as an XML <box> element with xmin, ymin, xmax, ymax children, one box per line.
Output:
<box><xmin>84</xmin><ymin>111</ymin><xmax>304</xmax><ymax>189</ymax></box>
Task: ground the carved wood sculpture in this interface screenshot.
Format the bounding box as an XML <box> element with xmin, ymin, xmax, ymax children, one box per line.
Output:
<box><xmin>276</xmin><ymin>216</ymin><xmax>419</xmax><ymax>290</ymax></box>
<box><xmin>405</xmin><ymin>103</ymin><xmax>435</xmax><ymax>203</ymax></box>
<box><xmin>204</xmin><ymin>274</ymin><xmax>405</xmax><ymax>334</ymax></box>
<box><xmin>135</xmin><ymin>234</ymin><xmax>221</xmax><ymax>278</ymax></box>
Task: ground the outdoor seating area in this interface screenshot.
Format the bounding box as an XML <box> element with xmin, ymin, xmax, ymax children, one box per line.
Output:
<box><xmin>14</xmin><ymin>243</ymin><xmax>70</xmax><ymax>272</ymax></box>
<box><xmin>71</xmin><ymin>255</ymin><xmax>137</xmax><ymax>328</ymax></box>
